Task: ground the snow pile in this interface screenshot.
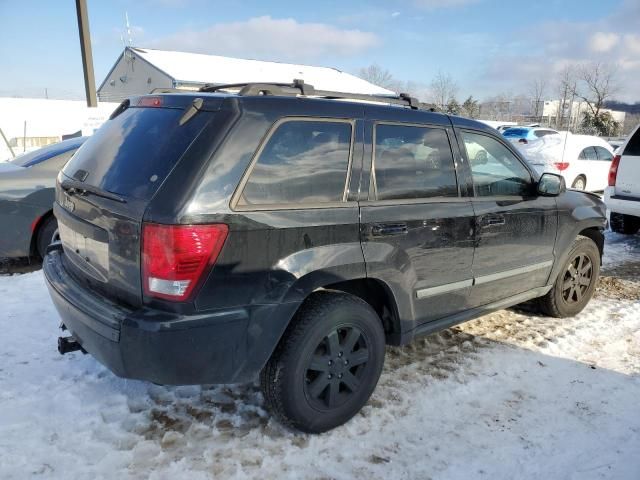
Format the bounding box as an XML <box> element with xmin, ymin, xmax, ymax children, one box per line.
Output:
<box><xmin>0</xmin><ymin>234</ymin><xmax>639</xmax><ymax>479</ymax></box>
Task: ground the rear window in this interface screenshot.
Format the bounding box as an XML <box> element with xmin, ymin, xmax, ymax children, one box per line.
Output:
<box><xmin>62</xmin><ymin>106</ymin><xmax>211</xmax><ymax>200</ymax></box>
<box><xmin>623</xmin><ymin>128</ymin><xmax>640</xmax><ymax>156</ymax></box>
<box><xmin>503</xmin><ymin>128</ymin><xmax>528</xmax><ymax>137</ymax></box>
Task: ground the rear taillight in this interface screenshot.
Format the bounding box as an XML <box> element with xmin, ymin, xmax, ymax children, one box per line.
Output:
<box><xmin>142</xmin><ymin>223</ymin><xmax>228</xmax><ymax>301</ymax></box>
<box><xmin>554</xmin><ymin>162</ymin><xmax>570</xmax><ymax>171</ymax></box>
<box><xmin>608</xmin><ymin>155</ymin><xmax>621</xmax><ymax>186</ymax></box>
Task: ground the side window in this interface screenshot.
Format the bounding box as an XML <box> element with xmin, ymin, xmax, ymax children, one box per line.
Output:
<box><xmin>461</xmin><ymin>131</ymin><xmax>532</xmax><ymax>197</ymax></box>
<box><xmin>579</xmin><ymin>147</ymin><xmax>598</xmax><ymax>161</ymax></box>
<box><xmin>534</xmin><ymin>130</ymin><xmax>545</xmax><ymax>138</ymax></box>
<box><xmin>594</xmin><ymin>146</ymin><xmax>613</xmax><ymax>161</ymax></box>
<box><xmin>238</xmin><ymin>120</ymin><xmax>352</xmax><ymax>206</ymax></box>
<box><xmin>373</xmin><ymin>124</ymin><xmax>458</xmax><ymax>200</ymax></box>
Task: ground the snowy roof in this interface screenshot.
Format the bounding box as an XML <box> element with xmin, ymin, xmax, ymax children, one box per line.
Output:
<box><xmin>125</xmin><ymin>47</ymin><xmax>394</xmax><ymax>95</ymax></box>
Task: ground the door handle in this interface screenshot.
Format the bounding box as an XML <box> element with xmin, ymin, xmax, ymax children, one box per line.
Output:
<box><xmin>481</xmin><ymin>214</ymin><xmax>505</xmax><ymax>227</ymax></box>
<box><xmin>371</xmin><ymin>223</ymin><xmax>408</xmax><ymax>236</ymax></box>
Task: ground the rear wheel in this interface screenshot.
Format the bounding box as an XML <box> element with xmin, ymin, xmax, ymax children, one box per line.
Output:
<box><xmin>610</xmin><ymin>212</ymin><xmax>640</xmax><ymax>235</ymax></box>
<box><xmin>571</xmin><ymin>176</ymin><xmax>586</xmax><ymax>190</ymax></box>
<box><xmin>261</xmin><ymin>291</ymin><xmax>386</xmax><ymax>433</ymax></box>
<box><xmin>538</xmin><ymin>236</ymin><xmax>600</xmax><ymax>318</ymax></box>
<box><xmin>36</xmin><ymin>216</ymin><xmax>58</xmax><ymax>259</ymax></box>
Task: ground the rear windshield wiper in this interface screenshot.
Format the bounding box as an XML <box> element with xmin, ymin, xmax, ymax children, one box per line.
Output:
<box><xmin>60</xmin><ymin>179</ymin><xmax>127</xmax><ymax>203</ymax></box>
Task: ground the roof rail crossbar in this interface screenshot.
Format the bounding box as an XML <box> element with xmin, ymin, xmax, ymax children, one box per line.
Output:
<box><xmin>198</xmin><ymin>80</ymin><xmax>429</xmax><ymax>110</ymax></box>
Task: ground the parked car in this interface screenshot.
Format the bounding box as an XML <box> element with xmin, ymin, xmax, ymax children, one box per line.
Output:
<box><xmin>502</xmin><ymin>126</ymin><xmax>559</xmax><ymax>144</ymax></box>
<box><xmin>521</xmin><ymin>134</ymin><xmax>614</xmax><ymax>191</ymax></box>
<box><xmin>0</xmin><ymin>137</ymin><xmax>86</xmax><ymax>259</ymax></box>
<box><xmin>605</xmin><ymin>124</ymin><xmax>640</xmax><ymax>234</ymax></box>
<box><xmin>43</xmin><ymin>84</ymin><xmax>605</xmax><ymax>433</ymax></box>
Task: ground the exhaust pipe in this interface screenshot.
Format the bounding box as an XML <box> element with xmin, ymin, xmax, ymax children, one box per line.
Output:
<box><xmin>58</xmin><ymin>336</ymin><xmax>86</xmax><ymax>355</ymax></box>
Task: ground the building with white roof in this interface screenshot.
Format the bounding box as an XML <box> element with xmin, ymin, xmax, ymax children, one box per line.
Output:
<box><xmin>98</xmin><ymin>47</ymin><xmax>394</xmax><ymax>102</ymax></box>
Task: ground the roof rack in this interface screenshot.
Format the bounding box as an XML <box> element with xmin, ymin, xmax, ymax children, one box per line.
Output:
<box><xmin>198</xmin><ymin>79</ymin><xmax>434</xmax><ymax>111</ymax></box>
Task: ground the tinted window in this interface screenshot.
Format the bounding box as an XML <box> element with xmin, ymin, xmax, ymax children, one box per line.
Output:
<box><xmin>594</xmin><ymin>146</ymin><xmax>613</xmax><ymax>161</ymax></box>
<box><xmin>462</xmin><ymin>131</ymin><xmax>532</xmax><ymax>197</ymax></box>
<box><xmin>238</xmin><ymin>120</ymin><xmax>352</xmax><ymax>206</ymax></box>
<box><xmin>62</xmin><ymin>107</ymin><xmax>212</xmax><ymax>200</ymax></box>
<box><xmin>623</xmin><ymin>129</ymin><xmax>640</xmax><ymax>156</ymax></box>
<box><xmin>579</xmin><ymin>147</ymin><xmax>598</xmax><ymax>160</ymax></box>
<box><xmin>373</xmin><ymin>124</ymin><xmax>457</xmax><ymax>200</ymax></box>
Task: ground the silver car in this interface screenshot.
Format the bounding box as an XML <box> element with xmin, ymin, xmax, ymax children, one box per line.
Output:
<box><xmin>0</xmin><ymin>137</ymin><xmax>86</xmax><ymax>259</ymax></box>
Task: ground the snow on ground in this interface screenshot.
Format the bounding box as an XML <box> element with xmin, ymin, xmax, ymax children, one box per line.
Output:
<box><xmin>0</xmin><ymin>234</ymin><xmax>639</xmax><ymax>480</ymax></box>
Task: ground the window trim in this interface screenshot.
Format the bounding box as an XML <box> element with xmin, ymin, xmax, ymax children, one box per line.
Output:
<box><xmin>369</xmin><ymin>121</ymin><xmax>461</xmax><ymax>202</ymax></box>
<box><xmin>458</xmin><ymin>128</ymin><xmax>536</xmax><ymax>199</ymax></box>
<box><xmin>230</xmin><ymin>116</ymin><xmax>357</xmax><ymax>211</ymax></box>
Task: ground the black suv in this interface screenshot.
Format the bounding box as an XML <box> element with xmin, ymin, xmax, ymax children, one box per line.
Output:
<box><xmin>44</xmin><ymin>82</ymin><xmax>606</xmax><ymax>433</ymax></box>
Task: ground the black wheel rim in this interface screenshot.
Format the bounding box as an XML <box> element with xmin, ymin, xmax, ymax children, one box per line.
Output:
<box><xmin>303</xmin><ymin>326</ymin><xmax>370</xmax><ymax>410</ymax></box>
<box><xmin>562</xmin><ymin>253</ymin><xmax>593</xmax><ymax>304</ymax></box>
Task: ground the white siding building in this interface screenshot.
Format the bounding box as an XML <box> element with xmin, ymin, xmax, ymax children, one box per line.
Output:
<box><xmin>98</xmin><ymin>47</ymin><xmax>394</xmax><ymax>102</ymax></box>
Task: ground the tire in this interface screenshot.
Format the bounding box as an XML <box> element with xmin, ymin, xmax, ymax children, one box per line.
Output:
<box><xmin>610</xmin><ymin>212</ymin><xmax>640</xmax><ymax>235</ymax></box>
<box><xmin>36</xmin><ymin>216</ymin><xmax>58</xmax><ymax>259</ymax></box>
<box><xmin>260</xmin><ymin>291</ymin><xmax>386</xmax><ymax>433</ymax></box>
<box><xmin>571</xmin><ymin>176</ymin><xmax>586</xmax><ymax>190</ymax></box>
<box><xmin>538</xmin><ymin>236</ymin><xmax>600</xmax><ymax>318</ymax></box>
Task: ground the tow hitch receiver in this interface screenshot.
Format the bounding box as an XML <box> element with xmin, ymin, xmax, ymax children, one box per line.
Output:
<box><xmin>58</xmin><ymin>336</ymin><xmax>86</xmax><ymax>355</ymax></box>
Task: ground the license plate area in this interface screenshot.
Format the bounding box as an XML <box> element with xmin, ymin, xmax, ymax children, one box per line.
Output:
<box><xmin>58</xmin><ymin>218</ymin><xmax>110</xmax><ymax>283</ymax></box>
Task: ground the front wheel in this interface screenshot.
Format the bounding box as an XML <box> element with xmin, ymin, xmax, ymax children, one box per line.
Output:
<box><xmin>36</xmin><ymin>216</ymin><xmax>58</xmax><ymax>259</ymax></box>
<box><xmin>538</xmin><ymin>236</ymin><xmax>600</xmax><ymax>318</ymax></box>
<box><xmin>260</xmin><ymin>291</ymin><xmax>386</xmax><ymax>433</ymax></box>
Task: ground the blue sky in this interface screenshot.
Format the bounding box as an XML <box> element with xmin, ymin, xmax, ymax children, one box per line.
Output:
<box><xmin>1</xmin><ymin>0</ymin><xmax>638</xmax><ymax>102</ymax></box>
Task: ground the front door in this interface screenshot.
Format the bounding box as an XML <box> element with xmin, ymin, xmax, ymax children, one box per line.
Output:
<box><xmin>359</xmin><ymin>115</ymin><xmax>475</xmax><ymax>329</ymax></box>
<box><xmin>457</xmin><ymin>129</ymin><xmax>558</xmax><ymax>307</ymax></box>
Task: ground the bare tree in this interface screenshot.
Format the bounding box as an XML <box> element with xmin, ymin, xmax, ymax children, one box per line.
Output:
<box><xmin>575</xmin><ymin>62</ymin><xmax>618</xmax><ymax>118</ymax></box>
<box><xmin>529</xmin><ymin>78</ymin><xmax>547</xmax><ymax>121</ymax></box>
<box><xmin>430</xmin><ymin>72</ymin><xmax>458</xmax><ymax>112</ymax></box>
<box><xmin>358</xmin><ymin>64</ymin><xmax>396</xmax><ymax>90</ymax></box>
<box><xmin>556</xmin><ymin>66</ymin><xmax>577</xmax><ymax>130</ymax></box>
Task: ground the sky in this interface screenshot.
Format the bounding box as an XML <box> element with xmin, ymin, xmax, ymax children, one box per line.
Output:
<box><xmin>0</xmin><ymin>0</ymin><xmax>639</xmax><ymax>102</ymax></box>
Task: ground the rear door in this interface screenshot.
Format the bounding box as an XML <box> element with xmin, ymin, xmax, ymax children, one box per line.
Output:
<box><xmin>360</xmin><ymin>112</ymin><xmax>475</xmax><ymax>326</ymax></box>
<box><xmin>55</xmin><ymin>97</ymin><xmax>219</xmax><ymax>307</ymax></box>
<box><xmin>616</xmin><ymin>127</ymin><xmax>640</xmax><ymax>197</ymax></box>
<box><xmin>457</xmin><ymin>129</ymin><xmax>558</xmax><ymax>306</ymax></box>
<box><xmin>593</xmin><ymin>146</ymin><xmax>614</xmax><ymax>191</ymax></box>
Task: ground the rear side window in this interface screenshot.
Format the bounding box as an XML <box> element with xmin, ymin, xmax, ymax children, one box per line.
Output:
<box><xmin>237</xmin><ymin>120</ymin><xmax>352</xmax><ymax>207</ymax></box>
<box><xmin>594</xmin><ymin>146</ymin><xmax>613</xmax><ymax>161</ymax></box>
<box><xmin>62</xmin><ymin>107</ymin><xmax>212</xmax><ymax>200</ymax></box>
<box><xmin>579</xmin><ymin>147</ymin><xmax>598</xmax><ymax>160</ymax></box>
<box><xmin>623</xmin><ymin>129</ymin><xmax>640</xmax><ymax>156</ymax></box>
<box><xmin>373</xmin><ymin>124</ymin><xmax>458</xmax><ymax>200</ymax></box>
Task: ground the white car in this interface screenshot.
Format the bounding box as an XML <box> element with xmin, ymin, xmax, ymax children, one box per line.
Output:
<box><xmin>605</xmin><ymin>124</ymin><xmax>640</xmax><ymax>234</ymax></box>
<box><xmin>519</xmin><ymin>133</ymin><xmax>614</xmax><ymax>191</ymax></box>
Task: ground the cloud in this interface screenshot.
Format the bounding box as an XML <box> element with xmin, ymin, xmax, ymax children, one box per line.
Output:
<box><xmin>476</xmin><ymin>2</ymin><xmax>640</xmax><ymax>102</ymax></box>
<box><xmin>413</xmin><ymin>0</ymin><xmax>479</xmax><ymax>10</ymax></box>
<box><xmin>589</xmin><ymin>32</ymin><xmax>620</xmax><ymax>53</ymax></box>
<box><xmin>148</xmin><ymin>16</ymin><xmax>379</xmax><ymax>62</ymax></box>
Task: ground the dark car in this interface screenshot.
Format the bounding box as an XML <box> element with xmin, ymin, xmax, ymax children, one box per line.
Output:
<box><xmin>0</xmin><ymin>137</ymin><xmax>86</xmax><ymax>259</ymax></box>
<box><xmin>43</xmin><ymin>83</ymin><xmax>605</xmax><ymax>433</ymax></box>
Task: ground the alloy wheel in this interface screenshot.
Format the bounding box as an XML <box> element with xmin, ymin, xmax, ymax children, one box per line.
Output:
<box><xmin>562</xmin><ymin>253</ymin><xmax>593</xmax><ymax>303</ymax></box>
<box><xmin>303</xmin><ymin>326</ymin><xmax>370</xmax><ymax>410</ymax></box>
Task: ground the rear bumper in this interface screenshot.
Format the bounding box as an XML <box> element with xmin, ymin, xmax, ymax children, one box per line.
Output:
<box><xmin>604</xmin><ymin>187</ymin><xmax>640</xmax><ymax>218</ymax></box>
<box><xmin>43</xmin><ymin>249</ymin><xmax>297</xmax><ymax>385</ymax></box>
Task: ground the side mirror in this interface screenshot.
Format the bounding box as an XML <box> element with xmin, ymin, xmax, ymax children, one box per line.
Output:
<box><xmin>537</xmin><ymin>173</ymin><xmax>565</xmax><ymax>196</ymax></box>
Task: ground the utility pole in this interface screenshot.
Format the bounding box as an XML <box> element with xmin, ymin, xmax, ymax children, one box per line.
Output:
<box><xmin>75</xmin><ymin>0</ymin><xmax>97</xmax><ymax>107</ymax></box>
